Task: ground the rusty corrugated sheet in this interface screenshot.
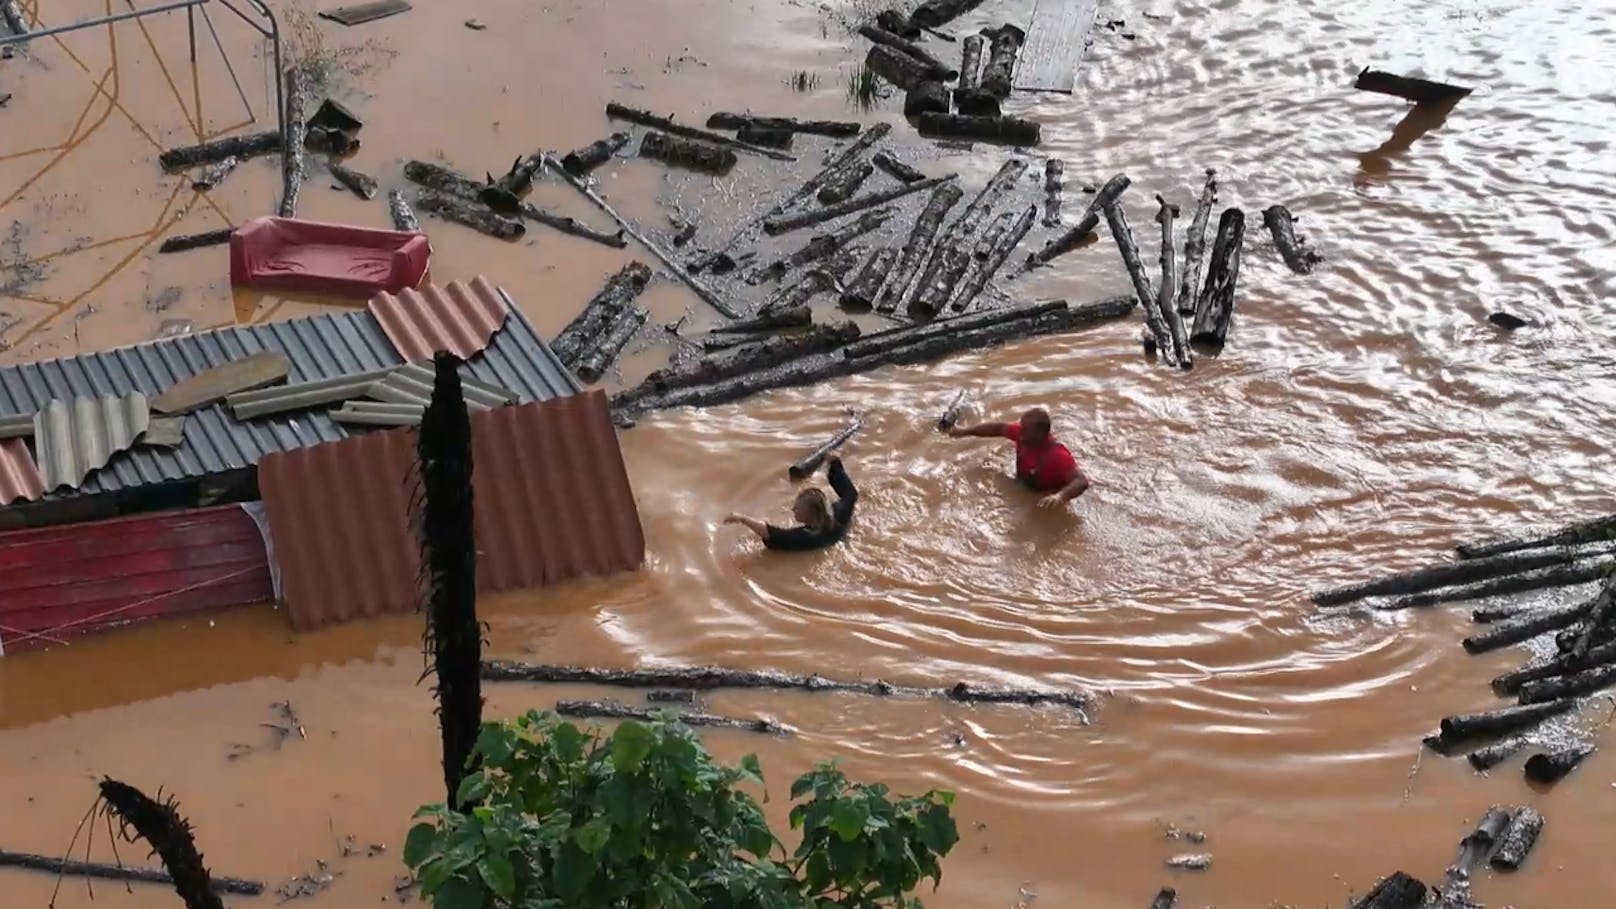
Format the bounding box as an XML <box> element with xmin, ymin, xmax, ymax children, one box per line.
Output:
<box><xmin>0</xmin><ymin>438</ymin><xmax>45</xmax><ymax>505</ymax></box>
<box><xmin>35</xmin><ymin>393</ymin><xmax>151</xmax><ymax>491</ymax></box>
<box><xmin>259</xmin><ymin>391</ymin><xmax>644</xmax><ymax>632</ymax></box>
<box><xmin>370</xmin><ymin>276</ymin><xmax>510</xmax><ymax>362</ymax></box>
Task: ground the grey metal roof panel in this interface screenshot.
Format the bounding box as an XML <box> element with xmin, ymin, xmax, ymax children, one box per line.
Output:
<box><xmin>34</xmin><ymin>393</ymin><xmax>151</xmax><ymax>490</ymax></box>
<box><xmin>0</xmin><ymin>287</ymin><xmax>577</xmax><ymax>502</ymax></box>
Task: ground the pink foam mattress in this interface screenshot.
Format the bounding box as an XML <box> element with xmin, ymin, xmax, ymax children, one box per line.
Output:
<box><xmin>230</xmin><ymin>217</ymin><xmax>430</xmax><ymax>298</ymax></box>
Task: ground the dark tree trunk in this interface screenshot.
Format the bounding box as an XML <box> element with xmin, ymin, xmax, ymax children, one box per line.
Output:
<box><xmin>1567</xmin><ymin>573</ymin><xmax>1616</xmax><ymax>661</ymax></box>
<box><xmin>329</xmin><ymin>162</ymin><xmax>378</xmax><ymax>200</ymax></box>
<box><xmin>904</xmin><ymin>81</ymin><xmax>952</xmax><ymax>118</ymax></box>
<box><xmin>873</xmin><ymin>151</ymin><xmax>928</xmax><ymax>184</ymax></box>
<box><xmin>1466</xmin><ymin>737</ymin><xmax>1526</xmax><ymax>772</ymax></box>
<box><xmin>910</xmin><ymin>0</ymin><xmax>986</xmax><ymax>28</ymax></box>
<box><xmin>857</xmin><ymin>24</ymin><xmax>957</xmax><ymax>79</ymax></box>
<box><xmin>1354</xmin><ymin>67</ymin><xmax>1471</xmax><ymax>104</ymax></box>
<box><xmin>479</xmin><ymin>152</ymin><xmax>545</xmax><ymax>210</ymax></box>
<box><xmin>0</xmin><ymin>851</ymin><xmax>261</xmax><ymax>896</ymax></box>
<box><xmin>1518</xmin><ymin>661</ymin><xmax>1616</xmax><ymax>704</ymax></box>
<box><xmin>552</xmin><ymin>262</ymin><xmax>653</xmax><ymax>366</ymax></box>
<box><xmin>279</xmin><ymin>67</ymin><xmax>309</xmax><ymax>217</ymax></box>
<box><xmin>605</xmin><ymin>102</ymin><xmax>795</xmax><ymax>161</ymax></box>
<box><xmin>789</xmin><ymin>415</ymin><xmax>863</xmax><ymax>479</ymax></box>
<box><xmin>1103</xmin><ymin>201</ymin><xmax>1173</xmax><ymax>365</ymax></box>
<box><xmin>1492</xmin><ymin>638</ymin><xmax>1616</xmax><ymax>696</ymax></box>
<box><xmin>1042</xmin><ymin>159</ymin><xmax>1064</xmax><ymax>227</ymax></box>
<box><xmin>736</xmin><ymin>125</ymin><xmax>794</xmax><ymax>149</ymax></box>
<box><xmin>950</xmin><ymin>204</ymin><xmax>1036</xmax><ymax>313</ymax></box>
<box><xmin>416</xmin><ymin>192</ymin><xmax>527</xmax><ymax>240</ymax></box>
<box><xmin>417</xmin><ymin>353</ymin><xmax>483</xmax><ymax>810</ymax></box>
<box><xmin>159</xmin><ymin>229</ymin><xmax>234</xmax><ymax>254</ymax></box>
<box><xmin>1176</xmin><ymin>169</ymin><xmax>1217</xmax><ymax>315</ymax></box>
<box><xmin>878</xmin><ymin>180</ymin><xmax>964</xmax><ymax>312</ymax></box>
<box><xmin>1524</xmin><ymin>744</ymin><xmax>1596</xmax><ymax>784</ymax></box>
<box><xmin>575</xmin><ymin>307</ymin><xmax>649</xmax><ymax>382</ymax></box>
<box><xmin>555</xmin><ymin>700</ymin><xmax>789</xmax><ymax>735</ymax></box>
<box><xmin>389</xmin><ymin>190</ymin><xmax>420</xmax><ymax>231</ymax></box>
<box><xmin>867</xmin><ymin>44</ymin><xmax>935</xmax><ymax>91</ymax></box>
<box><xmin>192</xmin><ymin>156</ymin><xmax>241</xmax><ymax>191</ymax></box>
<box><xmin>906</xmin><ymin>158</ymin><xmax>1027</xmax><ymax>317</ymax></box>
<box><xmin>842</xmin><ymin>246</ymin><xmax>900</xmax><ymax>310</ymax></box>
<box><xmin>750</xmin><ymin>208</ymin><xmax>893</xmax><ymax>284</ymax></box>
<box><xmin>1189</xmin><ymin>207</ymin><xmax>1244</xmax><ymax>351</ymax></box>
<box><xmin>704</xmin><ymin>113</ymin><xmax>861</xmax><ymax>137</ymax></box>
<box><xmin>98</xmin><ymin>780</ymin><xmax>225</xmax><ymax>909</ymax></box>
<box><xmin>1262</xmin><ymin>204</ymin><xmax>1321</xmax><ymax>274</ymax></box>
<box><xmin>561</xmin><ymin>131</ymin><xmax>631</xmax><ymax>176</ymax></box>
<box><xmin>1436</xmin><ymin>699</ymin><xmax>1577</xmax><ymax>743</ymax></box>
<box><xmin>1310</xmin><ymin>542</ymin><xmax>1613</xmax><ymax>607</ymax></box>
<box><xmin>958</xmin><ymin>34</ymin><xmax>985</xmax><ymax>92</ymax></box>
<box><xmin>1461</xmin><ymin>600</ymin><xmax>1595</xmax><ymax>654</ymax></box>
<box><xmin>1489</xmin><ymin>807</ymin><xmax>1544</xmax><ymax>871</ymax></box>
<box><xmin>1384</xmin><ymin>557</ymin><xmax>1615</xmax><ymax>610</ymax></box>
<box><xmin>875</xmin><ymin>9</ymin><xmax>921</xmax><ymax>38</ymax></box>
<box><xmin>979</xmin><ymin>24</ymin><xmax>1025</xmax><ymax>98</ymax></box>
<box><xmin>1347</xmin><ymin>872</ymin><xmax>1427</xmax><ymax>909</ymax></box>
<box><xmin>1154</xmin><ymin>194</ymin><xmax>1191</xmax><ymax>368</ymax></box>
<box><xmin>640</xmin><ymin>131</ymin><xmax>738</xmax><ymax>175</ymax></box>
<box><xmin>158</xmin><ymin>130</ymin><xmax>281</xmax><ymax>173</ymax></box>
<box><xmin>1457</xmin><ymin>513</ymin><xmax>1616</xmax><ymax>560</ymax></box>
<box><xmin>626</xmin><ymin>323</ymin><xmax>862</xmax><ymax>401</ymax></box>
<box><xmin>819</xmin><ymin>160</ymin><xmax>876</xmax><ymax>204</ymax></box>
<box><xmin>764</xmin><ymin>173</ymin><xmax>953</xmax><ymax>235</ymax></box>
<box><xmin>917</xmin><ymin>112</ymin><xmax>1041</xmax><ymax>145</ymax></box>
<box><xmin>1026</xmin><ymin>173</ymin><xmax>1130</xmax><ymax>268</ymax></box>
<box><xmin>709</xmin><ymin>307</ymin><xmax>814</xmax><ymax>335</ymax></box>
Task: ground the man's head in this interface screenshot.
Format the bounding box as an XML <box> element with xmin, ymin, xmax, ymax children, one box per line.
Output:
<box><xmin>1019</xmin><ymin>407</ymin><xmax>1053</xmax><ymax>445</ymax></box>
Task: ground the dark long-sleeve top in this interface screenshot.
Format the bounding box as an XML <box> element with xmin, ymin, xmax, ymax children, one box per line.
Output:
<box><xmin>763</xmin><ymin>459</ymin><xmax>858</xmax><ymax>551</ymax></box>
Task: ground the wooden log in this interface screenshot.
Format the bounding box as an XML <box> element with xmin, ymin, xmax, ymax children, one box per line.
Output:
<box><xmin>904</xmin><ymin>81</ymin><xmax>952</xmax><ymax>118</ymax></box>
<box><xmin>1176</xmin><ymin>169</ymin><xmax>1217</xmax><ymax>315</ymax></box>
<box><xmin>645</xmin><ymin>689</ymin><xmax>696</xmax><ymax>704</ymax></box>
<box><xmin>555</xmin><ymin>699</ymin><xmax>789</xmax><ymax>736</ymax></box>
<box><xmin>1042</xmin><ymin>159</ymin><xmax>1064</xmax><ymax>227</ymax></box>
<box><xmin>639</xmin><ymin>131</ymin><xmax>737</xmax><ymax>175</ymax></box>
<box><xmin>790</xmin><ymin>415</ymin><xmax>863</xmax><ymax>480</ymax></box>
<box><xmin>1524</xmin><ymin>744</ymin><xmax>1595</xmax><ymax>784</ymax></box>
<box><xmin>552</xmin><ymin>263</ymin><xmax>654</xmax><ymax>366</ymax></box>
<box><xmin>751</xmin><ymin>208</ymin><xmax>893</xmax><ymax>285</ymax></box>
<box><xmin>1025</xmin><ymin>173</ymin><xmax>1130</xmax><ymax>268</ymax></box>
<box><xmin>1103</xmin><ymin>200</ymin><xmax>1174</xmax><ymax>365</ymax></box>
<box><xmin>1458</xmin><ymin>513</ymin><xmax>1616</xmax><ymax>560</ymax></box>
<box><xmin>958</xmin><ymin>34</ymin><xmax>985</xmax><ymax>92</ymax></box>
<box><xmin>709</xmin><ymin>307</ymin><xmax>814</xmax><ymax>335</ymax></box>
<box><xmin>388</xmin><ymin>190</ymin><xmax>419</xmax><ymax>231</ymax></box>
<box><xmin>158</xmin><ymin>229</ymin><xmax>233</xmax><ymax>254</ymax></box>
<box><xmin>328</xmin><ymin>163</ymin><xmax>378</xmax><ymax>200</ymax></box>
<box><xmin>911</xmin><ymin>0</ymin><xmax>986</xmax><ymax>29</ymax></box>
<box><xmin>1154</xmin><ymin>194</ymin><xmax>1191</xmax><ymax>368</ymax></box>
<box><xmin>1558</xmin><ymin>623</ymin><xmax>1616</xmax><ymax>655</ymax></box>
<box><xmin>483</xmin><ymin>659</ymin><xmax>1090</xmax><ymax>710</ymax></box>
<box><xmin>1347</xmin><ymin>872</ymin><xmax>1427</xmax><ymax>909</ymax></box>
<box><xmin>905</xmin><ymin>158</ymin><xmax>1027</xmax><ymax>316</ymax></box>
<box><xmin>937</xmin><ymin>389</ymin><xmax>967</xmax><ymax>431</ymax></box>
<box><xmin>875</xmin><ymin>9</ymin><xmax>921</xmax><ymax>38</ymax></box>
<box><xmin>0</xmin><ymin>0</ymin><xmax>26</xmax><ymax>37</ymax></box>
<box><xmin>1439</xmin><ymin>806</ymin><xmax>1512</xmax><ymax>900</ymax></box>
<box><xmin>1461</xmin><ymin>600</ymin><xmax>1596</xmax><ymax>654</ymax></box>
<box><xmin>950</xmin><ymin>204</ymin><xmax>1036</xmax><ymax>312</ymax></box>
<box><xmin>879</xmin><ymin>181</ymin><xmax>965</xmax><ymax>312</ymax></box>
<box><xmin>704</xmin><ymin>113</ymin><xmax>861</xmax><ymax>137</ymax></box>
<box><xmin>0</xmin><ymin>851</ymin><xmax>265</xmax><ymax>896</ymax></box>
<box><xmin>1493</xmin><ymin>639</ymin><xmax>1616</xmax><ymax>696</ymax></box>
<box><xmin>416</xmin><ymin>192</ymin><xmax>525</xmax><ymax>240</ymax></box>
<box><xmin>480</xmin><ymin>152</ymin><xmax>545</xmax><ymax>210</ymax></box>
<box><xmin>1437</xmin><ymin>699</ymin><xmax>1577</xmax><ymax>743</ymax></box>
<box><xmin>1148</xmin><ymin>887</ymin><xmax>1177</xmax><ymax>909</ymax></box>
<box><xmin>819</xmin><ymin>160</ymin><xmax>876</xmax><ymax>204</ymax></box>
<box><xmin>561</xmin><ymin>132</ymin><xmax>631</xmax><ymax>176</ymax></box>
<box><xmin>575</xmin><ymin>307</ymin><xmax>649</xmax><ymax>383</ymax></box>
<box><xmin>979</xmin><ymin>24</ymin><xmax>1026</xmax><ymax>98</ymax></box>
<box><xmin>1466</xmin><ymin>737</ymin><xmax>1526</xmax><ymax>772</ymax></box>
<box><xmin>764</xmin><ymin>173</ymin><xmax>954</xmax><ymax>235</ymax></box>
<box><xmin>1518</xmin><ymin>661</ymin><xmax>1616</xmax><ymax>704</ymax></box>
<box><xmin>956</xmin><ymin>88</ymin><xmax>1002</xmax><ymax>117</ymax></box>
<box><xmin>849</xmin><ymin>297</ymin><xmax>1132</xmax><ymax>369</ymax></box>
<box><xmin>1262</xmin><ymin>204</ymin><xmax>1321</xmax><ymax>274</ymax></box>
<box><xmin>1354</xmin><ymin>67</ymin><xmax>1472</xmax><ymax>105</ymax></box>
<box><xmin>1489</xmin><ymin>807</ymin><xmax>1543</xmax><ymax>871</ymax></box>
<box><xmin>629</xmin><ymin>323</ymin><xmax>862</xmax><ymax>401</ymax></box>
<box><xmin>759</xmin><ymin>270</ymin><xmax>835</xmax><ymax>314</ymax></box>
<box><xmin>867</xmin><ymin>44</ymin><xmax>934</xmax><ymax>91</ymax></box>
<box><xmin>851</xmin><ymin>299</ymin><xmax>1068</xmax><ymax>359</ymax></box>
<box><xmin>192</xmin><ymin>156</ymin><xmax>240</xmax><ymax>191</ymax></box>
<box><xmin>1311</xmin><ymin>543</ymin><xmax>1616</xmax><ymax>608</ymax></box>
<box><xmin>736</xmin><ymin>125</ymin><xmax>794</xmax><ymax>149</ymax></box>
<box><xmin>304</xmin><ymin>125</ymin><xmax>359</xmax><ymax>156</ymax></box>
<box><xmin>544</xmin><ymin>155</ymin><xmax>743</xmax><ymax>318</ymax></box>
<box><xmin>842</xmin><ymin>247</ymin><xmax>899</xmax><ymax>310</ymax></box>
<box><xmin>873</xmin><ymin>151</ymin><xmax>927</xmax><ymax>184</ymax></box>
<box><xmin>279</xmin><ymin>67</ymin><xmax>309</xmax><ymax>217</ymax></box>
<box><xmin>158</xmin><ymin>130</ymin><xmax>281</xmax><ymax>173</ymax></box>
<box><xmin>917</xmin><ymin>112</ymin><xmax>1041</xmax><ymax>145</ymax></box>
<box><xmin>1189</xmin><ymin>207</ymin><xmax>1244</xmax><ymax>351</ymax></box>
<box><xmin>1568</xmin><ymin>572</ymin><xmax>1616</xmax><ymax>661</ymax></box>
<box><xmin>857</xmin><ymin>24</ymin><xmax>958</xmax><ymax>80</ymax></box>
<box><xmin>605</xmin><ymin>102</ymin><xmax>795</xmax><ymax>161</ymax></box>
<box><xmin>1384</xmin><ymin>557</ymin><xmax>1616</xmax><ymax>610</ymax></box>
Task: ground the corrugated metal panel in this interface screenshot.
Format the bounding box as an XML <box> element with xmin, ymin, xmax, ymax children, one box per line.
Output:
<box><xmin>259</xmin><ymin>391</ymin><xmax>644</xmax><ymax>632</ymax></box>
<box><xmin>0</xmin><ymin>504</ymin><xmax>273</xmax><ymax>655</ymax></box>
<box><xmin>367</xmin><ymin>363</ymin><xmax>514</xmax><ymax>410</ymax></box>
<box><xmin>0</xmin><ymin>438</ymin><xmax>45</xmax><ymax>505</ymax></box>
<box><xmin>0</xmin><ymin>413</ymin><xmax>32</xmax><ymax>439</ymax></box>
<box><xmin>331</xmin><ymin>401</ymin><xmax>426</xmax><ymax>427</ymax></box>
<box><xmin>370</xmin><ymin>276</ymin><xmax>510</xmax><ymax>361</ymax></box>
<box><xmin>0</xmin><ymin>286</ymin><xmax>580</xmax><ymax>505</ymax></box>
<box><xmin>34</xmin><ymin>393</ymin><xmax>151</xmax><ymax>491</ymax></box>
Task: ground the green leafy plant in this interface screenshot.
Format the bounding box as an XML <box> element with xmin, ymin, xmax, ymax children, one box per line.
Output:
<box><xmin>403</xmin><ymin>710</ymin><xmax>958</xmax><ymax>909</ymax></box>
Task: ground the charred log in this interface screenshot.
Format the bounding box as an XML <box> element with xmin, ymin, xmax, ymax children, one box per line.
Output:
<box><xmin>958</xmin><ymin>34</ymin><xmax>985</xmax><ymax>93</ymax></box>
<box><xmin>736</xmin><ymin>125</ymin><xmax>794</xmax><ymax>149</ymax></box>
<box><xmin>709</xmin><ymin>307</ymin><xmax>814</xmax><ymax>335</ymax></box>
<box><xmin>937</xmin><ymin>389</ymin><xmax>967</xmax><ymax>432</ymax></box>
<box><xmin>328</xmin><ymin>162</ymin><xmax>378</xmax><ymax>200</ymax></box>
<box><xmin>1026</xmin><ymin>173</ymin><xmax>1130</xmax><ymax>269</ymax></box>
<box><xmin>978</xmin><ymin>24</ymin><xmax>1025</xmax><ymax>98</ymax></box>
<box><xmin>279</xmin><ymin>67</ymin><xmax>309</xmax><ymax>217</ymax></box>
<box><xmin>764</xmin><ymin>174</ymin><xmax>954</xmax><ymax>235</ymax></box>
<box><xmin>1043</xmin><ymin>159</ymin><xmax>1064</xmax><ymax>227</ymax></box>
<box><xmin>1154</xmin><ymin>194</ymin><xmax>1191</xmax><ymax>367</ymax></box>
<box><xmin>555</xmin><ymin>699</ymin><xmax>790</xmax><ymax>735</ymax></box>
<box><xmin>878</xmin><ymin>180</ymin><xmax>964</xmax><ymax>311</ymax></box>
<box><xmin>858</xmin><ymin>23</ymin><xmax>957</xmax><ymax>79</ymax></box>
<box><xmin>1347</xmin><ymin>872</ymin><xmax>1427</xmax><ymax>909</ymax></box>
<box><xmin>1262</xmin><ymin>204</ymin><xmax>1321</xmax><ymax>274</ymax></box>
<box><xmin>906</xmin><ymin>158</ymin><xmax>1027</xmax><ymax>316</ymax></box>
<box><xmin>191</xmin><ymin>156</ymin><xmax>240</xmax><ymax>191</ymax></box>
<box><xmin>1354</xmin><ymin>67</ymin><xmax>1471</xmax><ymax>105</ymax></box>
<box><xmin>552</xmin><ymin>263</ymin><xmax>654</xmax><ymax>366</ymax></box>
<box><xmin>605</xmin><ymin>102</ymin><xmax>795</xmax><ymax>161</ymax></box>
<box><xmin>1309</xmin><ymin>543</ymin><xmax>1615</xmax><ymax>607</ymax></box>
<box><xmin>904</xmin><ymin>81</ymin><xmax>952</xmax><ymax>118</ymax></box>
<box><xmin>1189</xmin><ymin>207</ymin><xmax>1244</xmax><ymax>352</ymax></box>
<box><xmin>158</xmin><ymin>130</ymin><xmax>280</xmax><ymax>173</ymax></box>
<box><xmin>867</xmin><ymin>44</ymin><xmax>935</xmax><ymax>91</ymax></box>
<box><xmin>1436</xmin><ymin>699</ymin><xmax>1577</xmax><ymax>744</ymax></box>
<box><xmin>704</xmin><ymin>113</ymin><xmax>861</xmax><ymax>137</ymax></box>
<box><xmin>561</xmin><ymin>132</ymin><xmax>631</xmax><ymax>176</ymax></box>
<box><xmin>910</xmin><ymin>0</ymin><xmax>986</xmax><ymax>29</ymax></box>
<box><xmin>575</xmin><ymin>307</ymin><xmax>649</xmax><ymax>383</ymax></box>
<box><xmin>1524</xmin><ymin>744</ymin><xmax>1595</xmax><ymax>784</ymax></box>
<box><xmin>875</xmin><ymin>9</ymin><xmax>921</xmax><ymax>38</ymax></box>
<box><xmin>1461</xmin><ymin>600</ymin><xmax>1595</xmax><ymax>654</ymax></box>
<box><xmin>627</xmin><ymin>323</ymin><xmax>862</xmax><ymax>400</ymax></box>
<box><xmin>480</xmin><ymin>152</ymin><xmax>545</xmax><ymax>210</ymax></box>
<box><xmin>819</xmin><ymin>160</ymin><xmax>876</xmax><ymax>204</ymax></box>
<box><xmin>1466</xmin><ymin>737</ymin><xmax>1526</xmax><ymax>772</ymax></box>
<box><xmin>1489</xmin><ymin>807</ymin><xmax>1543</xmax><ymax>871</ymax></box>
<box><xmin>917</xmin><ymin>112</ymin><xmax>1041</xmax><ymax>145</ymax></box>
<box><xmin>159</xmin><ymin>229</ymin><xmax>233</xmax><ymax>254</ymax></box>
<box><xmin>750</xmin><ymin>208</ymin><xmax>893</xmax><ymax>285</ymax></box>
<box><xmin>640</xmin><ymin>131</ymin><xmax>738</xmax><ymax>175</ymax></box>
<box><xmin>1568</xmin><ymin>573</ymin><xmax>1616</xmax><ymax>661</ymax></box>
<box><xmin>950</xmin><ymin>204</ymin><xmax>1036</xmax><ymax>313</ymax></box>
<box><xmin>417</xmin><ymin>192</ymin><xmax>526</xmax><ymax>240</ymax></box>
<box><xmin>790</xmin><ymin>415</ymin><xmax>863</xmax><ymax>480</ymax></box>
<box><xmin>0</xmin><ymin>850</ymin><xmax>262</xmax><ymax>896</ymax></box>
<box><xmin>389</xmin><ymin>190</ymin><xmax>420</xmax><ymax>231</ymax></box>
<box><xmin>1384</xmin><ymin>557</ymin><xmax>1615</xmax><ymax>610</ymax></box>
<box><xmin>1457</xmin><ymin>513</ymin><xmax>1616</xmax><ymax>560</ymax></box>
<box><xmin>873</xmin><ymin>151</ymin><xmax>927</xmax><ymax>184</ymax></box>
<box><xmin>1518</xmin><ymin>661</ymin><xmax>1616</xmax><ymax>704</ymax></box>
<box><xmin>1493</xmin><ymin>639</ymin><xmax>1616</xmax><ymax>696</ymax></box>
<box><xmin>842</xmin><ymin>247</ymin><xmax>899</xmax><ymax>310</ymax></box>
<box><xmin>1104</xmin><ymin>201</ymin><xmax>1173</xmax><ymax>365</ymax></box>
<box><xmin>1176</xmin><ymin>169</ymin><xmax>1216</xmax><ymax>315</ymax></box>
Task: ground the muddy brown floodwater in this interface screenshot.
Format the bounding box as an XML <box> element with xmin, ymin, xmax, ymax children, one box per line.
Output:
<box><xmin>4</xmin><ymin>0</ymin><xmax>1616</xmax><ymax>906</ymax></box>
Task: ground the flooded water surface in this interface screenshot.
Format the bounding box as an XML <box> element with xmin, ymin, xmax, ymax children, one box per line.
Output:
<box><xmin>3</xmin><ymin>0</ymin><xmax>1616</xmax><ymax>907</ymax></box>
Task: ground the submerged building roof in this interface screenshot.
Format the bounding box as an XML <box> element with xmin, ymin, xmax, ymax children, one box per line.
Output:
<box><xmin>0</xmin><ymin>283</ymin><xmax>577</xmax><ymax>504</ymax></box>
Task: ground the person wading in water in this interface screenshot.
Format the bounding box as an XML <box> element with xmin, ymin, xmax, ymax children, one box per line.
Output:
<box><xmin>724</xmin><ymin>455</ymin><xmax>859</xmax><ymax>551</ymax></box>
<box><xmin>946</xmin><ymin>407</ymin><xmax>1092</xmax><ymax>507</ymax></box>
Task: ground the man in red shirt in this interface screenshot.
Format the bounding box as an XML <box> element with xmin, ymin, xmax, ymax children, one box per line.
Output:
<box><xmin>946</xmin><ymin>407</ymin><xmax>1091</xmax><ymax>507</ymax></box>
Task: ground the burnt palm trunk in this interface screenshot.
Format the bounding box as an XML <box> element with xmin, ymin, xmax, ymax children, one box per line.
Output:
<box><xmin>416</xmin><ymin>353</ymin><xmax>482</xmax><ymax>809</ymax></box>
<box><xmin>98</xmin><ymin>779</ymin><xmax>224</xmax><ymax>909</ymax></box>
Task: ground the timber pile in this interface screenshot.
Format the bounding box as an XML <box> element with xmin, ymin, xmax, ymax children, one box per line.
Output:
<box><xmin>551</xmin><ymin>263</ymin><xmax>653</xmax><ymax>383</ymax></box>
<box><xmin>1313</xmin><ymin>511</ymin><xmax>1616</xmax><ymax>773</ymax></box>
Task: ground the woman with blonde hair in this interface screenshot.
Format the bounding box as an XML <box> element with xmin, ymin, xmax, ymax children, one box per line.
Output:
<box><xmin>723</xmin><ymin>455</ymin><xmax>858</xmax><ymax>551</ymax></box>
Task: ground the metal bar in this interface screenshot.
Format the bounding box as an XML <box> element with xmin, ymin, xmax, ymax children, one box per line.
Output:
<box><xmin>212</xmin><ymin>0</ymin><xmax>271</xmax><ymax>37</ymax></box>
<box><xmin>0</xmin><ymin>0</ymin><xmax>209</xmax><ymax>46</ymax></box>
<box><xmin>201</xmin><ymin>5</ymin><xmax>253</xmax><ymax>121</ymax></box>
<box><xmin>187</xmin><ymin>2</ymin><xmax>196</xmax><ymax>61</ymax></box>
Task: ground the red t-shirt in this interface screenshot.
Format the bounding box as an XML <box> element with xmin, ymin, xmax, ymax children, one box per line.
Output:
<box><xmin>1003</xmin><ymin>424</ymin><xmax>1079</xmax><ymax>492</ymax></box>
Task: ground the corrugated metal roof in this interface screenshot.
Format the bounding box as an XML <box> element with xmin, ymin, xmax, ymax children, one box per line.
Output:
<box><xmin>0</xmin><ymin>413</ymin><xmax>32</xmax><ymax>439</ymax></box>
<box><xmin>370</xmin><ymin>276</ymin><xmax>510</xmax><ymax>362</ymax></box>
<box><xmin>0</xmin><ymin>286</ymin><xmax>579</xmax><ymax>504</ymax></box>
<box><xmin>367</xmin><ymin>363</ymin><xmax>516</xmax><ymax>410</ymax></box>
<box><xmin>0</xmin><ymin>504</ymin><xmax>273</xmax><ymax>655</ymax></box>
<box><xmin>34</xmin><ymin>393</ymin><xmax>151</xmax><ymax>491</ymax></box>
<box><xmin>259</xmin><ymin>391</ymin><xmax>645</xmax><ymax>632</ymax></box>
<box><xmin>0</xmin><ymin>438</ymin><xmax>45</xmax><ymax>505</ymax></box>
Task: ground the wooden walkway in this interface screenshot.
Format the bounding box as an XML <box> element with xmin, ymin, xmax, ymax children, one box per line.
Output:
<box><xmin>1014</xmin><ymin>0</ymin><xmax>1099</xmax><ymax>93</ymax></box>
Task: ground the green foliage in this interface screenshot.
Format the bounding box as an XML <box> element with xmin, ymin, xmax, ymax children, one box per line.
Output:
<box><xmin>404</xmin><ymin>710</ymin><xmax>957</xmax><ymax>909</ymax></box>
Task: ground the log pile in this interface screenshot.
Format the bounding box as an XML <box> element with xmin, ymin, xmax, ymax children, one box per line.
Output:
<box><xmin>1315</xmin><ymin>511</ymin><xmax>1616</xmax><ymax>775</ymax></box>
<box><xmin>551</xmin><ymin>263</ymin><xmax>654</xmax><ymax>383</ymax></box>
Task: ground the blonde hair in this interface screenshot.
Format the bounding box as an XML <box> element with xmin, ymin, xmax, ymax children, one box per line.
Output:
<box><xmin>793</xmin><ymin>487</ymin><xmax>833</xmax><ymax>532</ymax></box>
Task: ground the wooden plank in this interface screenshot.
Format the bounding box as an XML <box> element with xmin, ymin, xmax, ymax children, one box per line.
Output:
<box><xmin>151</xmin><ymin>351</ymin><xmax>291</xmax><ymax>415</ymax></box>
<box><xmin>1014</xmin><ymin>0</ymin><xmax>1099</xmax><ymax>93</ymax></box>
<box><xmin>318</xmin><ymin>0</ymin><xmax>411</xmax><ymax>26</ymax></box>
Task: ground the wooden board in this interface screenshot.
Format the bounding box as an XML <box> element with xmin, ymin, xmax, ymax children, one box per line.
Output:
<box><xmin>151</xmin><ymin>351</ymin><xmax>291</xmax><ymax>415</ymax></box>
<box><xmin>1014</xmin><ymin>0</ymin><xmax>1099</xmax><ymax>93</ymax></box>
<box><xmin>318</xmin><ymin>0</ymin><xmax>411</xmax><ymax>26</ymax></box>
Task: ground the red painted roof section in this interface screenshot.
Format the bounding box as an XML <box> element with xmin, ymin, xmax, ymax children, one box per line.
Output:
<box><xmin>0</xmin><ymin>505</ymin><xmax>273</xmax><ymax>655</ymax></box>
<box><xmin>369</xmin><ymin>276</ymin><xmax>511</xmax><ymax>362</ymax></box>
<box><xmin>0</xmin><ymin>438</ymin><xmax>45</xmax><ymax>505</ymax></box>
<box><xmin>259</xmin><ymin>391</ymin><xmax>644</xmax><ymax>632</ymax></box>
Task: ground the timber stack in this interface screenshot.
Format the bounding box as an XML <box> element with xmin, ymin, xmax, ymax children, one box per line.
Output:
<box><xmin>1311</xmin><ymin>510</ymin><xmax>1616</xmax><ymax>780</ymax></box>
